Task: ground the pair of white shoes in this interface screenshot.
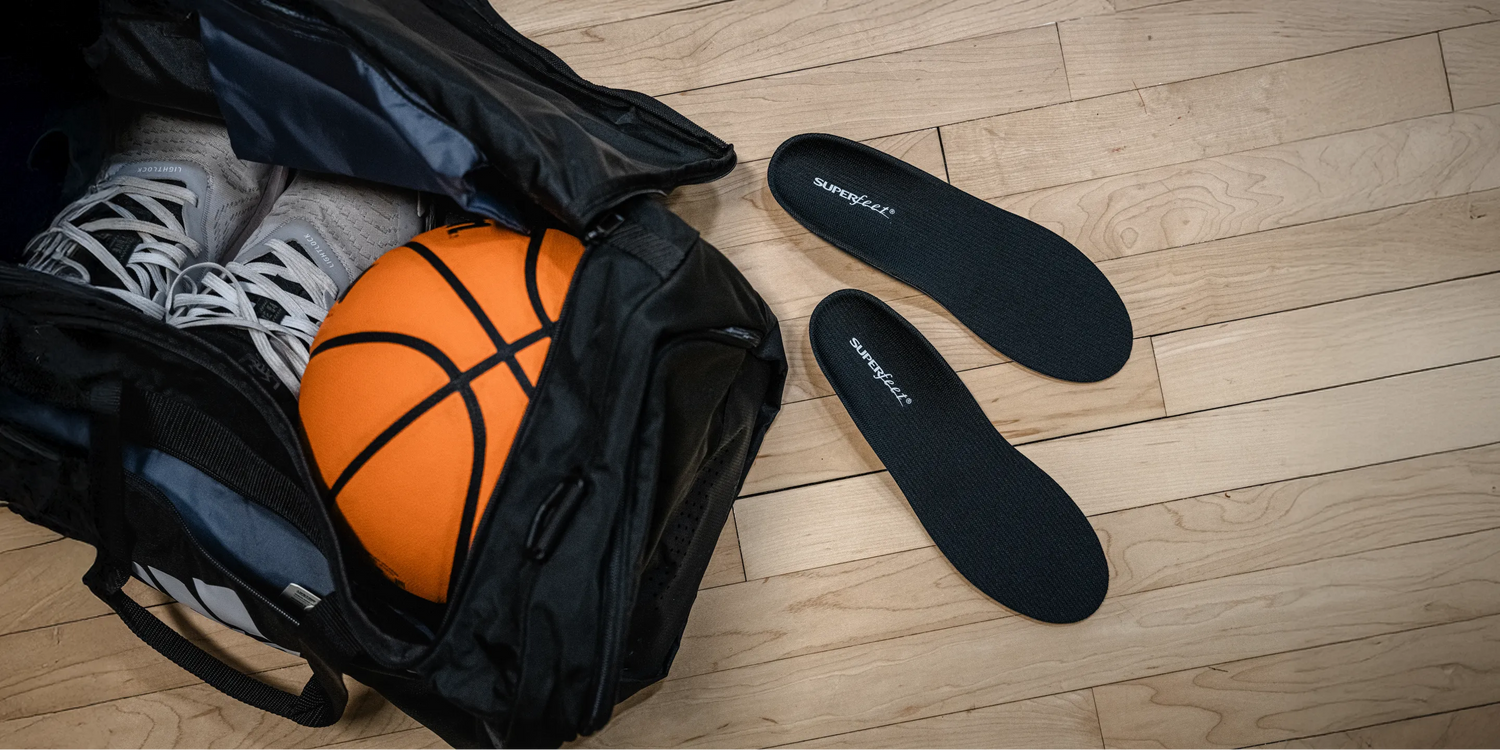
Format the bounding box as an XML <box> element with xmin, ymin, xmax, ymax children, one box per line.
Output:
<box><xmin>24</xmin><ymin>109</ymin><xmax>423</xmax><ymax>395</ymax></box>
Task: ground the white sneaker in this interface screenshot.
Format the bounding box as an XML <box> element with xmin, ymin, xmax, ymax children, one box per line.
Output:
<box><xmin>166</xmin><ymin>173</ymin><xmax>422</xmax><ymax>395</ymax></box>
<box><xmin>23</xmin><ymin>109</ymin><xmax>279</xmax><ymax>318</ymax></box>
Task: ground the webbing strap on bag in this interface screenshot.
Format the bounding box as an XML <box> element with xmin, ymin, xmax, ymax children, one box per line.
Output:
<box><xmin>79</xmin><ymin>381</ymin><xmax>348</xmax><ymax>728</ymax></box>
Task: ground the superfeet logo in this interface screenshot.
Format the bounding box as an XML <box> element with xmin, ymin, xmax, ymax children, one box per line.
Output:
<box><xmin>850</xmin><ymin>337</ymin><xmax>912</xmax><ymax>406</ymax></box>
<box><xmin>814</xmin><ymin>177</ymin><xmax>896</xmax><ymax>218</ymax></box>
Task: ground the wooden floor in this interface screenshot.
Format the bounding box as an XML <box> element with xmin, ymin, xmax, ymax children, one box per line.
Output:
<box><xmin>4</xmin><ymin>0</ymin><xmax>1500</xmax><ymax>747</ymax></box>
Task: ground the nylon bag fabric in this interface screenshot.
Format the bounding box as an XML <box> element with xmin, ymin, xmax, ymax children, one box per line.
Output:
<box><xmin>0</xmin><ymin>1</ymin><xmax>786</xmax><ymax>746</ymax></box>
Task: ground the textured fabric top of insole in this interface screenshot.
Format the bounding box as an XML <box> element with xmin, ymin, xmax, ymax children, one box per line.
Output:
<box><xmin>809</xmin><ymin>289</ymin><xmax>1108</xmax><ymax>623</ymax></box>
<box><xmin>770</xmin><ymin>133</ymin><xmax>1132</xmax><ymax>383</ymax></box>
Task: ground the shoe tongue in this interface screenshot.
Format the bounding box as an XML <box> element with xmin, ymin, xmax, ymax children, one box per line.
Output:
<box><xmin>239</xmin><ymin>219</ymin><xmax>351</xmax><ymax>291</ymax></box>
<box><xmin>70</xmin><ymin>162</ymin><xmax>203</xmax><ymax>285</ymax></box>
<box><xmin>102</xmin><ymin>159</ymin><xmax>212</xmax><ymax>248</ymax></box>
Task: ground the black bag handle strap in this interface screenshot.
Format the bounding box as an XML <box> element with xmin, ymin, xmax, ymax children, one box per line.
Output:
<box><xmin>81</xmin><ymin>381</ymin><xmax>347</xmax><ymax>728</ymax></box>
<box><xmin>84</xmin><ymin>560</ymin><xmax>347</xmax><ymax>726</ymax></box>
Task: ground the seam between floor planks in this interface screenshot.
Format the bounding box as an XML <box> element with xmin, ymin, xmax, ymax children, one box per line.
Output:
<box><xmin>738</xmin><ymin>343</ymin><xmax>1500</xmax><ymax>507</ymax></box>
<box><xmin>581</xmin><ymin>526</ymin><xmax>1500</xmax><ymax>747</ymax></box>
<box><xmin>670</xmin><ymin>33</ymin><xmax>1457</xmax><ymax>224</ymax></box>
<box><xmin>536</xmin><ymin>0</ymin><xmax>1114</xmax><ymax>98</ymax></box>
<box><xmin>1091</xmin><ymin>612</ymin><xmax>1500</xmax><ymax>747</ymax></box>
<box><xmin>334</xmin><ymin>636</ymin><xmax>1500</xmax><ymax>749</ymax></box>
<box><xmin>733</xmin><ymin>356</ymin><xmax>1500</xmax><ymax>584</ymax></box>
<box><xmin>675</xmin><ymin>442</ymin><xmax>1500</xmax><ymax>684</ymax></box>
<box><xmin>1236</xmin><ymin>702</ymin><xmax>1500</xmax><ymax>750</ymax></box>
<box><xmin>771</xmin><ymin>611</ymin><xmax>1500</xmax><ymax>750</ymax></box>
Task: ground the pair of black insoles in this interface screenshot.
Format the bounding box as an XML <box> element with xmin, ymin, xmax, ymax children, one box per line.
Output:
<box><xmin>769</xmin><ymin>134</ymin><xmax>1127</xmax><ymax>623</ymax></box>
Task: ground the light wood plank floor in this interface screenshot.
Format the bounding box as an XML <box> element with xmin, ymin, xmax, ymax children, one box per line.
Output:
<box><xmin>4</xmin><ymin>1</ymin><xmax>1500</xmax><ymax>747</ymax></box>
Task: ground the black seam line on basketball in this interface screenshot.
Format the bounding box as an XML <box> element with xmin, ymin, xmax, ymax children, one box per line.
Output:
<box><xmin>504</xmin><ymin>356</ymin><xmax>534</xmax><ymax>398</ymax></box>
<box><xmin>502</xmin><ymin>327</ymin><xmax>550</xmax><ymax>397</ymax></box>
<box><xmin>329</xmin><ymin>371</ymin><xmax>488</xmax><ymax>498</ymax></box>
<box><xmin>311</xmin><ymin>331</ymin><xmax>462</xmax><ymax>378</ymax></box>
<box><xmin>327</xmin><ymin>328</ymin><xmax>550</xmax><ymax>498</ymax></box>
<box><xmin>524</xmin><ymin>229</ymin><xmax>552</xmax><ymax>328</ymax></box>
<box><xmin>407</xmin><ymin>240</ymin><xmax>510</xmax><ymax>353</ymax></box>
<box><xmin>448</xmin><ymin>383</ymin><xmax>487</xmax><ymax>602</ymax></box>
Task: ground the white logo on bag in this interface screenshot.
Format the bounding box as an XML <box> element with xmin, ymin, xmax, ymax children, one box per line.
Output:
<box><xmin>850</xmin><ymin>337</ymin><xmax>912</xmax><ymax>405</ymax></box>
<box><xmin>814</xmin><ymin>177</ymin><xmax>896</xmax><ymax>218</ymax></box>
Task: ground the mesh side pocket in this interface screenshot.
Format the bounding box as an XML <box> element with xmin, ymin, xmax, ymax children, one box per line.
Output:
<box><xmin>620</xmin><ymin>423</ymin><xmax>749</xmax><ymax>696</ymax></box>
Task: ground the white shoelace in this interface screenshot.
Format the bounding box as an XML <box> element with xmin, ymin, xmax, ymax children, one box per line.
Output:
<box><xmin>24</xmin><ymin>175</ymin><xmax>202</xmax><ymax>319</ymax></box>
<box><xmin>166</xmin><ymin>238</ymin><xmax>339</xmax><ymax>395</ymax></box>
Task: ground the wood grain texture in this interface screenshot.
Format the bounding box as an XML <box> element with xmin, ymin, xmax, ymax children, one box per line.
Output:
<box><xmin>1260</xmin><ymin>702</ymin><xmax>1500</xmax><ymax>749</ymax></box>
<box><xmin>582</xmin><ymin>528</ymin><xmax>1500</xmax><ymax>748</ymax></box>
<box><xmin>699</xmin><ymin>511</ymin><xmax>745</xmax><ymax>589</ymax></box>
<box><xmin>1000</xmin><ymin>104</ymin><xmax>1500</xmax><ymax>262</ymax></box>
<box><xmin>1107</xmin><ymin>0</ymin><xmax>1183</xmax><ymax>11</ymax></box>
<box><xmin>784</xmin><ymin>690</ymin><xmax>1104</xmax><ymax>748</ymax></box>
<box><xmin>1443</xmin><ymin>22</ymin><xmax>1500</xmax><ymax>111</ymax></box>
<box><xmin>742</xmin><ymin>342</ymin><xmax>1164</xmax><ymax>496</ymax></box>
<box><xmin>777</xmin><ymin>187</ymin><xmax>1500</xmax><ymax>405</ymax></box>
<box><xmin>659</xmin><ymin>25</ymin><xmax>1069</xmax><ymax>163</ymax></box>
<box><xmin>1106</xmin><ymin>188</ymin><xmax>1500</xmax><ymax>340</ymax></box>
<box><xmin>738</xmin><ymin>356</ymin><xmax>1500</xmax><ymax>581</ymax></box>
<box><xmin>1154</xmin><ymin>272</ymin><xmax>1500</xmax><ymax>415</ymax></box>
<box><xmin>1093</xmin><ymin>443</ymin><xmax>1500</xmax><ymax>595</ymax></box>
<box><xmin>0</xmin><ymin>668</ymin><xmax>418</xmax><ymax>749</ymax></box>
<box><xmin>667</xmin><ymin>129</ymin><xmax>945</xmax><ymax>254</ymax></box>
<box><xmin>0</xmin><ymin>603</ymin><xmax>302</xmax><ymax>721</ymax></box>
<box><xmin>681</xmin><ymin>444</ymin><xmax>1500</xmax><ymax>679</ymax></box>
<box><xmin>1058</xmin><ymin>0</ymin><xmax>1500</xmax><ymax>100</ymax></box>
<box><xmin>1094</xmin><ymin>615</ymin><xmax>1500</xmax><ymax>748</ymax></box>
<box><xmin>538</xmin><ymin>0</ymin><xmax>1107</xmax><ymax>96</ymax></box>
<box><xmin>0</xmin><ymin>507</ymin><xmax>59</xmax><ymax>553</ymax></box>
<box><xmin>718</xmin><ymin>217</ymin><xmax>920</xmax><ymax>321</ymax></box>
<box><xmin>944</xmin><ymin>34</ymin><xmax>1453</xmax><ymax>199</ymax></box>
<box><xmin>492</xmin><ymin>0</ymin><xmax>710</xmax><ymax>37</ymax></box>
<box><xmin>1026</xmin><ymin>355</ymin><xmax>1500</xmax><ymax>516</ymax></box>
<box><xmin>737</xmin><ymin>471</ymin><xmax>921</xmax><ymax>580</ymax></box>
<box><xmin>319</xmin><ymin>727</ymin><xmax>447</xmax><ymax>749</ymax></box>
<box><xmin>0</xmin><ymin>539</ymin><xmax>168</xmax><ymax>637</ymax></box>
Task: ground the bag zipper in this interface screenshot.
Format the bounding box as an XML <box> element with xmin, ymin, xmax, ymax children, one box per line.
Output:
<box><xmin>432</xmin><ymin>1</ymin><xmax>730</xmax><ymax>154</ymax></box>
<box><xmin>231</xmin><ymin>0</ymin><xmax>733</xmax><ymax>227</ymax></box>
<box><xmin>126</xmin><ymin>474</ymin><xmax>303</xmax><ymax>635</ymax></box>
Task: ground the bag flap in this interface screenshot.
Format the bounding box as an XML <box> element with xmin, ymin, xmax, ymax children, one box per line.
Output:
<box><xmin>192</xmin><ymin>0</ymin><xmax>736</xmax><ymax>233</ymax></box>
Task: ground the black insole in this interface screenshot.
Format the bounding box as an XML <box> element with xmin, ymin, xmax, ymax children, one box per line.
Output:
<box><xmin>810</xmin><ymin>289</ymin><xmax>1108</xmax><ymax>623</ymax></box>
<box><xmin>771</xmin><ymin>133</ymin><xmax>1132</xmax><ymax>383</ymax></box>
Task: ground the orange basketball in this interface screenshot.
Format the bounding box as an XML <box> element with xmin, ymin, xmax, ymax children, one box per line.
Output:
<box><xmin>300</xmin><ymin>221</ymin><xmax>584</xmax><ymax>603</ymax></box>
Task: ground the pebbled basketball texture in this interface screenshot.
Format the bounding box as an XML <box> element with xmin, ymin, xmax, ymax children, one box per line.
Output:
<box><xmin>300</xmin><ymin>221</ymin><xmax>584</xmax><ymax>603</ymax></box>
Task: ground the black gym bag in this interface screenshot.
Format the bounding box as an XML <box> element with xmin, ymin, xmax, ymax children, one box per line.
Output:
<box><xmin>0</xmin><ymin>1</ymin><xmax>786</xmax><ymax>746</ymax></box>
